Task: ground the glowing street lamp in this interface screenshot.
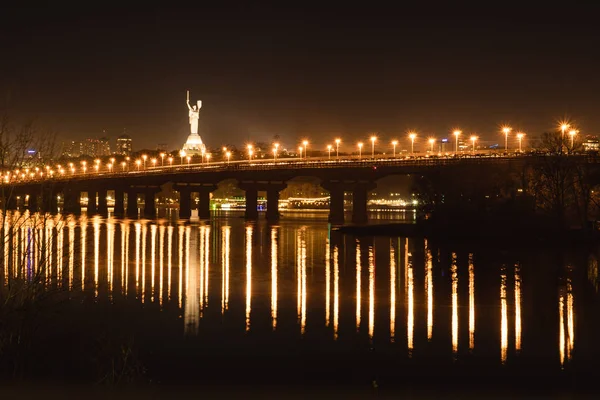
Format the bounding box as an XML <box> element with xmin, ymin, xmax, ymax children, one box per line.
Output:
<box><xmin>370</xmin><ymin>136</ymin><xmax>377</xmax><ymax>159</ymax></box>
<box><xmin>502</xmin><ymin>126</ymin><xmax>512</xmax><ymax>152</ymax></box>
<box><xmin>327</xmin><ymin>144</ymin><xmax>332</xmax><ymax>159</ymax></box>
<box><xmin>186</xmin><ymin>156</ymin><xmax>191</xmax><ymax>165</ymax></box>
<box><xmin>560</xmin><ymin>122</ymin><xmax>570</xmax><ymax>137</ymax></box>
<box><xmin>408</xmin><ymin>132</ymin><xmax>417</xmax><ymax>155</ymax></box>
<box><xmin>160</xmin><ymin>152</ymin><xmax>166</xmax><ymax>166</ymax></box>
<box><xmin>303</xmin><ymin>140</ymin><xmax>309</xmax><ymax>159</ymax></box>
<box><xmin>247</xmin><ymin>144</ymin><xmax>253</xmax><ymax>161</ymax></box>
<box><xmin>226</xmin><ymin>151</ymin><xmax>231</xmax><ymax>164</ymax></box>
<box><xmin>298</xmin><ymin>146</ymin><xmax>303</xmax><ymax>159</ymax></box>
<box><xmin>470</xmin><ymin>135</ymin><xmax>477</xmax><ymax>153</ymax></box>
<box><xmin>108</xmin><ymin>163</ymin><xmax>113</xmax><ymax>173</ymax></box>
<box><xmin>273</xmin><ymin>143</ymin><xmax>280</xmax><ymax>160</ymax></box>
<box><xmin>453</xmin><ymin>130</ymin><xmax>461</xmax><ymax>154</ymax></box>
<box><xmin>179</xmin><ymin>150</ymin><xmax>186</xmax><ymax>165</ymax></box>
<box><xmin>151</xmin><ymin>158</ymin><xmax>157</xmax><ymax>168</ymax></box>
<box><xmin>358</xmin><ymin>142</ymin><xmax>363</xmax><ymax>159</ymax></box>
<box><xmin>168</xmin><ymin>156</ymin><xmax>173</xmax><ymax>166</ymax></box>
<box><xmin>135</xmin><ymin>160</ymin><xmax>141</xmax><ymax>170</ymax></box>
<box><xmin>516</xmin><ymin>132</ymin><xmax>525</xmax><ymax>153</ymax></box>
<box><xmin>121</xmin><ymin>161</ymin><xmax>126</xmax><ymax>171</ymax></box>
<box><xmin>142</xmin><ymin>154</ymin><xmax>148</xmax><ymax>169</ymax></box>
<box><xmin>206</xmin><ymin>153</ymin><xmax>211</xmax><ymax>163</ymax></box>
<box><xmin>428</xmin><ymin>138</ymin><xmax>435</xmax><ymax>152</ymax></box>
<box><xmin>391</xmin><ymin>140</ymin><xmax>398</xmax><ymax>158</ymax></box>
<box><xmin>94</xmin><ymin>164</ymin><xmax>99</xmax><ymax>173</ymax></box>
<box><xmin>335</xmin><ymin>138</ymin><xmax>341</xmax><ymax>159</ymax></box>
<box><xmin>569</xmin><ymin>130</ymin><xmax>577</xmax><ymax>151</ymax></box>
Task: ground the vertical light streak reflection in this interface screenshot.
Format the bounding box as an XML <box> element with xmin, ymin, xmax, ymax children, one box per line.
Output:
<box><xmin>407</xmin><ymin>245</ymin><xmax>414</xmax><ymax>356</ymax></box>
<box><xmin>135</xmin><ymin>223</ymin><xmax>141</xmax><ymax>294</ymax></box>
<box><xmin>469</xmin><ymin>253</ymin><xmax>475</xmax><ymax>351</ymax></box>
<box><xmin>333</xmin><ymin>245</ymin><xmax>340</xmax><ymax>340</ymax></box>
<box><xmin>325</xmin><ymin>237</ymin><xmax>331</xmax><ymax>327</ymax></box>
<box><xmin>500</xmin><ymin>267</ymin><xmax>508</xmax><ymax>364</ymax></box>
<box><xmin>514</xmin><ymin>263</ymin><xmax>521</xmax><ymax>353</ymax></box>
<box><xmin>559</xmin><ymin>293</ymin><xmax>565</xmax><ymax>368</ymax></box>
<box><xmin>300</xmin><ymin>229</ymin><xmax>307</xmax><ymax>334</ymax></box>
<box><xmin>185</xmin><ymin>226</ymin><xmax>191</xmax><ymax>312</ymax></box>
<box><xmin>221</xmin><ymin>226</ymin><xmax>230</xmax><ymax>313</ymax></box>
<box><xmin>356</xmin><ymin>239</ymin><xmax>362</xmax><ymax>331</ymax></box>
<box><xmin>368</xmin><ymin>245</ymin><xmax>375</xmax><ymax>340</ymax></box>
<box><xmin>93</xmin><ymin>219</ymin><xmax>100</xmax><ymax>297</ymax></box>
<box><xmin>567</xmin><ymin>277</ymin><xmax>574</xmax><ymax>359</ymax></box>
<box><xmin>184</xmin><ymin>225</ymin><xmax>197</xmax><ymax>335</ymax></box>
<box><xmin>245</xmin><ymin>225</ymin><xmax>253</xmax><ymax>332</ymax></box>
<box><xmin>451</xmin><ymin>252</ymin><xmax>458</xmax><ymax>356</ymax></box>
<box><xmin>81</xmin><ymin>218</ymin><xmax>87</xmax><ymax>290</ymax></box>
<box><xmin>151</xmin><ymin>225</ymin><xmax>156</xmax><ymax>301</ymax></box>
<box><xmin>46</xmin><ymin>220</ymin><xmax>53</xmax><ymax>284</ymax></box>
<box><xmin>204</xmin><ymin>226</ymin><xmax>210</xmax><ymax>306</ymax></box>
<box><xmin>159</xmin><ymin>225</ymin><xmax>165</xmax><ymax>306</ymax></box>
<box><xmin>124</xmin><ymin>224</ymin><xmax>130</xmax><ymax>296</ymax></box>
<box><xmin>198</xmin><ymin>227</ymin><xmax>205</xmax><ymax>309</ymax></box>
<box><xmin>271</xmin><ymin>227</ymin><xmax>278</xmax><ymax>330</ymax></box>
<box><xmin>426</xmin><ymin>241</ymin><xmax>433</xmax><ymax>341</ymax></box>
<box><xmin>142</xmin><ymin>223</ymin><xmax>147</xmax><ymax>302</ymax></box>
<box><xmin>390</xmin><ymin>241</ymin><xmax>396</xmax><ymax>342</ymax></box>
<box><xmin>107</xmin><ymin>220</ymin><xmax>115</xmax><ymax>297</ymax></box>
<box><xmin>57</xmin><ymin>224</ymin><xmax>64</xmax><ymax>284</ymax></box>
<box><xmin>178</xmin><ymin>226</ymin><xmax>184</xmax><ymax>308</ymax></box>
<box><xmin>120</xmin><ymin>223</ymin><xmax>126</xmax><ymax>295</ymax></box>
<box><xmin>296</xmin><ymin>230</ymin><xmax>302</xmax><ymax>318</ymax></box>
<box><xmin>68</xmin><ymin>222</ymin><xmax>75</xmax><ymax>289</ymax></box>
<box><xmin>167</xmin><ymin>226</ymin><xmax>173</xmax><ymax>301</ymax></box>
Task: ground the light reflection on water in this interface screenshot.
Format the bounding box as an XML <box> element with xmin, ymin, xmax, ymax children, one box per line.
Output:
<box><xmin>0</xmin><ymin>211</ymin><xmax>590</xmax><ymax>369</ymax></box>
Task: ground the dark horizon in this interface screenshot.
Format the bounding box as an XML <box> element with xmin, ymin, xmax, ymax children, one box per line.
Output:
<box><xmin>1</xmin><ymin>4</ymin><xmax>600</xmax><ymax>151</ymax></box>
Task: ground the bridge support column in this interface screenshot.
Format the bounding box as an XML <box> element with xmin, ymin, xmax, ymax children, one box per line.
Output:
<box><xmin>87</xmin><ymin>191</ymin><xmax>97</xmax><ymax>214</ymax></box>
<box><xmin>244</xmin><ymin>187</ymin><xmax>258</xmax><ymax>220</ymax></box>
<box><xmin>2</xmin><ymin>193</ymin><xmax>17</xmax><ymax>210</ymax></box>
<box><xmin>352</xmin><ymin>183</ymin><xmax>376</xmax><ymax>225</ymax></box>
<box><xmin>178</xmin><ymin>188</ymin><xmax>192</xmax><ymax>219</ymax></box>
<box><xmin>325</xmin><ymin>184</ymin><xmax>345</xmax><ymax>225</ymax></box>
<box><xmin>266</xmin><ymin>184</ymin><xmax>286</xmax><ymax>221</ymax></box>
<box><xmin>97</xmin><ymin>189</ymin><xmax>108</xmax><ymax>215</ymax></box>
<box><xmin>126</xmin><ymin>190</ymin><xmax>138</xmax><ymax>218</ymax></box>
<box><xmin>143</xmin><ymin>191</ymin><xmax>157</xmax><ymax>218</ymax></box>
<box><xmin>63</xmin><ymin>189</ymin><xmax>81</xmax><ymax>214</ymax></box>
<box><xmin>26</xmin><ymin>192</ymin><xmax>39</xmax><ymax>213</ymax></box>
<box><xmin>198</xmin><ymin>188</ymin><xmax>212</xmax><ymax>220</ymax></box>
<box><xmin>114</xmin><ymin>189</ymin><xmax>125</xmax><ymax>216</ymax></box>
<box><xmin>45</xmin><ymin>191</ymin><xmax>58</xmax><ymax>214</ymax></box>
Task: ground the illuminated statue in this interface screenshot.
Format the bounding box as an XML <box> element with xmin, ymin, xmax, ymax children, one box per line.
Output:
<box><xmin>182</xmin><ymin>90</ymin><xmax>206</xmax><ymax>156</ymax></box>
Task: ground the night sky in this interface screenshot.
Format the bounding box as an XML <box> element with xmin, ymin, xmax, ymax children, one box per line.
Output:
<box><xmin>1</xmin><ymin>4</ymin><xmax>599</xmax><ymax>151</ymax></box>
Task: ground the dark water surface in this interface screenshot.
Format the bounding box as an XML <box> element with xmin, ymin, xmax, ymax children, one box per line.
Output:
<box><xmin>2</xmin><ymin>211</ymin><xmax>600</xmax><ymax>395</ymax></box>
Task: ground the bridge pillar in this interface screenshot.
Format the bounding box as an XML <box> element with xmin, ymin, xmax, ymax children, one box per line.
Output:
<box><xmin>352</xmin><ymin>183</ymin><xmax>376</xmax><ymax>224</ymax></box>
<box><xmin>26</xmin><ymin>192</ymin><xmax>39</xmax><ymax>213</ymax></box>
<box><xmin>266</xmin><ymin>184</ymin><xmax>286</xmax><ymax>221</ymax></box>
<box><xmin>46</xmin><ymin>191</ymin><xmax>58</xmax><ymax>214</ymax></box>
<box><xmin>143</xmin><ymin>191</ymin><xmax>157</xmax><ymax>218</ymax></box>
<box><xmin>2</xmin><ymin>193</ymin><xmax>17</xmax><ymax>210</ymax></box>
<box><xmin>87</xmin><ymin>191</ymin><xmax>98</xmax><ymax>214</ymax></box>
<box><xmin>126</xmin><ymin>190</ymin><xmax>138</xmax><ymax>218</ymax></box>
<box><xmin>63</xmin><ymin>189</ymin><xmax>81</xmax><ymax>214</ymax></box>
<box><xmin>40</xmin><ymin>188</ymin><xmax>54</xmax><ymax>213</ymax></box>
<box><xmin>244</xmin><ymin>187</ymin><xmax>258</xmax><ymax>220</ymax></box>
<box><xmin>114</xmin><ymin>189</ymin><xmax>125</xmax><ymax>216</ymax></box>
<box><xmin>178</xmin><ymin>187</ymin><xmax>192</xmax><ymax>219</ymax></box>
<box><xmin>97</xmin><ymin>189</ymin><xmax>108</xmax><ymax>215</ymax></box>
<box><xmin>324</xmin><ymin>184</ymin><xmax>345</xmax><ymax>225</ymax></box>
<box><xmin>197</xmin><ymin>188</ymin><xmax>213</xmax><ymax>220</ymax></box>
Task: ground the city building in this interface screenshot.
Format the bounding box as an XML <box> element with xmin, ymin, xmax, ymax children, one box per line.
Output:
<box><xmin>61</xmin><ymin>141</ymin><xmax>84</xmax><ymax>157</ymax></box>
<box><xmin>583</xmin><ymin>135</ymin><xmax>599</xmax><ymax>152</ymax></box>
<box><xmin>116</xmin><ymin>134</ymin><xmax>133</xmax><ymax>156</ymax></box>
<box><xmin>61</xmin><ymin>137</ymin><xmax>111</xmax><ymax>158</ymax></box>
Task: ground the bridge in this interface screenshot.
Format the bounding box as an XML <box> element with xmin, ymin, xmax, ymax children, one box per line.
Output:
<box><xmin>0</xmin><ymin>154</ymin><xmax>563</xmax><ymax>224</ymax></box>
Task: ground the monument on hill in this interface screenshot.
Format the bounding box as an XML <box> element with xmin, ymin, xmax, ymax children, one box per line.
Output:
<box><xmin>181</xmin><ymin>90</ymin><xmax>206</xmax><ymax>156</ymax></box>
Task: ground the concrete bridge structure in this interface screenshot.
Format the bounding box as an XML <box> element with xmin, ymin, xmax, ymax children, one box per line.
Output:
<box><xmin>0</xmin><ymin>155</ymin><xmax>545</xmax><ymax>224</ymax></box>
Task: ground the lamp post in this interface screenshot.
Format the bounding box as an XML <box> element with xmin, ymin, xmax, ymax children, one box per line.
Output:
<box><xmin>370</xmin><ymin>136</ymin><xmax>377</xmax><ymax>159</ymax></box>
<box><xmin>142</xmin><ymin>154</ymin><xmax>147</xmax><ymax>169</ymax></box>
<box><xmin>151</xmin><ymin>158</ymin><xmax>157</xmax><ymax>168</ymax></box>
<box><xmin>303</xmin><ymin>140</ymin><xmax>308</xmax><ymax>159</ymax></box>
<box><xmin>409</xmin><ymin>132</ymin><xmax>417</xmax><ymax>155</ymax></box>
<box><xmin>517</xmin><ymin>133</ymin><xmax>524</xmax><ymax>153</ymax></box>
<box><xmin>247</xmin><ymin>145</ymin><xmax>253</xmax><ymax>161</ymax></box>
<box><xmin>168</xmin><ymin>157</ymin><xmax>173</xmax><ymax>167</ymax></box>
<box><xmin>298</xmin><ymin>146</ymin><xmax>303</xmax><ymax>159</ymax></box>
<box><xmin>453</xmin><ymin>130</ymin><xmax>461</xmax><ymax>154</ymax></box>
<box><xmin>358</xmin><ymin>142</ymin><xmax>363</xmax><ymax>160</ymax></box>
<box><xmin>569</xmin><ymin>129</ymin><xmax>577</xmax><ymax>151</ymax></box>
<box><xmin>274</xmin><ymin>143</ymin><xmax>279</xmax><ymax>160</ymax></box>
<box><xmin>335</xmin><ymin>138</ymin><xmax>341</xmax><ymax>159</ymax></box>
<box><xmin>502</xmin><ymin>126</ymin><xmax>512</xmax><ymax>152</ymax></box>
<box><xmin>179</xmin><ymin>150</ymin><xmax>186</xmax><ymax>165</ymax></box>
<box><xmin>226</xmin><ymin>151</ymin><xmax>231</xmax><ymax>164</ymax></box>
<box><xmin>121</xmin><ymin>161</ymin><xmax>126</xmax><ymax>171</ymax></box>
<box><xmin>560</xmin><ymin>122</ymin><xmax>570</xmax><ymax>154</ymax></box>
<box><xmin>135</xmin><ymin>160</ymin><xmax>141</xmax><ymax>171</ymax></box>
<box><xmin>327</xmin><ymin>144</ymin><xmax>332</xmax><ymax>159</ymax></box>
<box><xmin>470</xmin><ymin>135</ymin><xmax>477</xmax><ymax>153</ymax></box>
<box><xmin>187</xmin><ymin>156</ymin><xmax>191</xmax><ymax>165</ymax></box>
<box><xmin>160</xmin><ymin>152</ymin><xmax>165</xmax><ymax>166</ymax></box>
<box><xmin>428</xmin><ymin>138</ymin><xmax>435</xmax><ymax>153</ymax></box>
<box><xmin>206</xmin><ymin>153</ymin><xmax>211</xmax><ymax>163</ymax></box>
<box><xmin>392</xmin><ymin>140</ymin><xmax>398</xmax><ymax>158</ymax></box>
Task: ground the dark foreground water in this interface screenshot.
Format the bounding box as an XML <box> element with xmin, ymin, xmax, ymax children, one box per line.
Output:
<box><xmin>1</xmin><ymin>210</ymin><xmax>600</xmax><ymax>396</ymax></box>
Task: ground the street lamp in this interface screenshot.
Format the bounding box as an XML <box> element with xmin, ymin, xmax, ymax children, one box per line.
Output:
<box><xmin>335</xmin><ymin>138</ymin><xmax>341</xmax><ymax>159</ymax></box>
<box><xmin>502</xmin><ymin>126</ymin><xmax>512</xmax><ymax>152</ymax></box>
<box><xmin>358</xmin><ymin>142</ymin><xmax>363</xmax><ymax>159</ymax></box>
<box><xmin>370</xmin><ymin>136</ymin><xmax>377</xmax><ymax>159</ymax></box>
<box><xmin>327</xmin><ymin>144</ymin><xmax>332</xmax><ymax>159</ymax></box>
<box><xmin>226</xmin><ymin>151</ymin><xmax>231</xmax><ymax>163</ymax></box>
<box><xmin>135</xmin><ymin>160</ymin><xmax>141</xmax><ymax>170</ymax></box>
<box><xmin>151</xmin><ymin>158</ymin><xmax>157</xmax><ymax>168</ymax></box>
<box><xmin>121</xmin><ymin>161</ymin><xmax>126</xmax><ymax>171</ymax></box>
<box><xmin>569</xmin><ymin>129</ymin><xmax>577</xmax><ymax>149</ymax></box>
<box><xmin>391</xmin><ymin>140</ymin><xmax>398</xmax><ymax>158</ymax></box>
<box><xmin>303</xmin><ymin>140</ymin><xmax>308</xmax><ymax>159</ymax></box>
<box><xmin>470</xmin><ymin>135</ymin><xmax>477</xmax><ymax>153</ymax></box>
<box><xmin>247</xmin><ymin>144</ymin><xmax>253</xmax><ymax>161</ymax></box>
<box><xmin>453</xmin><ymin>130</ymin><xmax>461</xmax><ymax>154</ymax></box>
<box><xmin>273</xmin><ymin>143</ymin><xmax>279</xmax><ymax>160</ymax></box>
<box><xmin>186</xmin><ymin>156</ymin><xmax>191</xmax><ymax>165</ymax></box>
<box><xmin>142</xmin><ymin>154</ymin><xmax>148</xmax><ymax>169</ymax></box>
<box><xmin>160</xmin><ymin>152</ymin><xmax>165</xmax><ymax>166</ymax></box>
<box><xmin>108</xmin><ymin>163</ymin><xmax>113</xmax><ymax>173</ymax></box>
<box><xmin>408</xmin><ymin>132</ymin><xmax>417</xmax><ymax>155</ymax></box>
<box><xmin>428</xmin><ymin>138</ymin><xmax>435</xmax><ymax>153</ymax></box>
<box><xmin>179</xmin><ymin>150</ymin><xmax>186</xmax><ymax>164</ymax></box>
<box><xmin>206</xmin><ymin>153</ymin><xmax>211</xmax><ymax>163</ymax></box>
<box><xmin>168</xmin><ymin>156</ymin><xmax>173</xmax><ymax>166</ymax></box>
<box><xmin>516</xmin><ymin>132</ymin><xmax>524</xmax><ymax>153</ymax></box>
